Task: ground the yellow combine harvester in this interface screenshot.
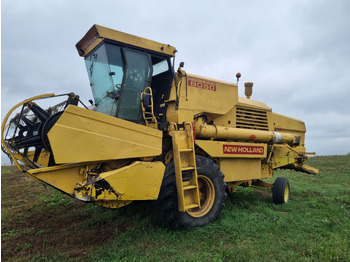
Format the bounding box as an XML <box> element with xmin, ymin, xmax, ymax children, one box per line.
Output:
<box><xmin>1</xmin><ymin>25</ymin><xmax>318</xmax><ymax>228</ymax></box>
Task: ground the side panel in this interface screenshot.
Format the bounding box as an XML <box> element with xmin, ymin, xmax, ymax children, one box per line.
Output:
<box><xmin>166</xmin><ymin>74</ymin><xmax>238</xmax><ymax>123</ymax></box>
<box><xmin>195</xmin><ymin>140</ymin><xmax>267</xmax><ymax>158</ymax></box>
<box><xmin>28</xmin><ymin>161</ymin><xmax>166</xmax><ymax>202</ymax></box>
<box><xmin>74</xmin><ymin>161</ymin><xmax>165</xmax><ymax>201</ymax></box>
<box><xmin>220</xmin><ymin>158</ymin><xmax>261</xmax><ymax>182</ymax></box>
<box><xmin>273</xmin><ymin>112</ymin><xmax>306</xmax><ymax>146</ymax></box>
<box><xmin>28</xmin><ymin>162</ymin><xmax>98</xmax><ymax>194</ymax></box>
<box><xmin>196</xmin><ymin>140</ymin><xmax>266</xmax><ymax>182</ymax></box>
<box><xmin>48</xmin><ymin>105</ymin><xmax>163</xmax><ymax>163</ymax></box>
<box><xmin>182</xmin><ymin>74</ymin><xmax>238</xmax><ymax>116</ymax></box>
<box><xmin>99</xmin><ymin>161</ymin><xmax>165</xmax><ymax>200</ymax></box>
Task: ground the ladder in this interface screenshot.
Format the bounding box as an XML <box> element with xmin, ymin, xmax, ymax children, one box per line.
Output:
<box><xmin>141</xmin><ymin>87</ymin><xmax>157</xmax><ymax>129</ymax></box>
<box><xmin>169</xmin><ymin>122</ymin><xmax>201</xmax><ymax>212</ymax></box>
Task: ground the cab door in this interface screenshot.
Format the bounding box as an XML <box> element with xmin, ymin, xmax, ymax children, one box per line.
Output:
<box><xmin>117</xmin><ymin>50</ymin><xmax>152</xmax><ymax>121</ymax></box>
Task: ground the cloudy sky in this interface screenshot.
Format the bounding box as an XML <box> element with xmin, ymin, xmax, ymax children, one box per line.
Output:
<box><xmin>1</xmin><ymin>0</ymin><xmax>350</xmax><ymax>164</ymax></box>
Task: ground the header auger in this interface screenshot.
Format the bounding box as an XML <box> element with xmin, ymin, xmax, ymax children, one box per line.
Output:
<box><xmin>2</xmin><ymin>25</ymin><xmax>318</xmax><ymax>228</ymax></box>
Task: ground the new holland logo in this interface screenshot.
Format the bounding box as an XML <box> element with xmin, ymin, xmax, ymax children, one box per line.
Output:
<box><xmin>223</xmin><ymin>145</ymin><xmax>265</xmax><ymax>155</ymax></box>
<box><xmin>188</xmin><ymin>77</ymin><xmax>216</xmax><ymax>91</ymax></box>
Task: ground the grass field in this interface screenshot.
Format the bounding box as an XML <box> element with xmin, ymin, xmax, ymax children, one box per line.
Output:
<box><xmin>1</xmin><ymin>155</ymin><xmax>349</xmax><ymax>261</ymax></box>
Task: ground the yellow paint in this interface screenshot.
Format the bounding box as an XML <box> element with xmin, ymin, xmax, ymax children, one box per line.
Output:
<box><xmin>273</xmin><ymin>112</ymin><xmax>306</xmax><ymax>146</ymax></box>
<box><xmin>76</xmin><ymin>24</ymin><xmax>177</xmax><ymax>57</ymax></box>
<box><xmin>186</xmin><ymin>175</ymin><xmax>215</xmax><ymax>217</ymax></box>
<box><xmin>1</xmin><ymin>24</ymin><xmax>319</xmax><ymax>218</ymax></box>
<box><xmin>195</xmin><ymin>117</ymin><xmax>298</xmax><ymax>144</ymax></box>
<box><xmin>284</xmin><ymin>184</ymin><xmax>290</xmax><ymax>202</ymax></box>
<box><xmin>196</xmin><ymin>140</ymin><xmax>267</xmax><ymax>159</ymax></box>
<box><xmin>25</xmin><ymin>149</ymin><xmax>51</xmax><ymax>167</ymax></box>
<box><xmin>220</xmin><ymin>158</ymin><xmax>261</xmax><ymax>182</ymax></box>
<box><xmin>170</xmin><ymin>123</ymin><xmax>201</xmax><ymax>212</ymax></box>
<box><xmin>74</xmin><ymin>161</ymin><xmax>165</xmax><ymax>201</ymax></box>
<box><xmin>141</xmin><ymin>87</ymin><xmax>158</xmax><ymax>129</ymax></box>
<box><xmin>95</xmin><ymin>200</ymin><xmax>132</xmax><ymax>209</ymax></box>
<box><xmin>28</xmin><ymin>162</ymin><xmax>99</xmax><ymax>194</ymax></box>
<box><xmin>48</xmin><ymin>105</ymin><xmax>163</xmax><ymax>163</ymax></box>
<box><xmin>166</xmin><ymin>73</ymin><xmax>238</xmax><ymax>123</ymax></box>
<box><xmin>1</xmin><ymin>93</ymin><xmax>55</xmax><ymax>173</ymax></box>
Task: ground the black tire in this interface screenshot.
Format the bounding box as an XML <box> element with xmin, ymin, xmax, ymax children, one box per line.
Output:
<box><xmin>273</xmin><ymin>177</ymin><xmax>290</xmax><ymax>204</ymax></box>
<box><xmin>156</xmin><ymin>156</ymin><xmax>227</xmax><ymax>229</ymax></box>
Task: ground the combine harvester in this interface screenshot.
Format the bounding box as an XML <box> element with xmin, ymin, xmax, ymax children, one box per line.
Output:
<box><xmin>2</xmin><ymin>25</ymin><xmax>318</xmax><ymax>228</ymax></box>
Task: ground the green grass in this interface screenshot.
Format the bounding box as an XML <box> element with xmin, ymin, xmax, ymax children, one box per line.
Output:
<box><xmin>2</xmin><ymin>155</ymin><xmax>349</xmax><ymax>261</ymax></box>
<box><xmin>1</xmin><ymin>168</ymin><xmax>11</xmax><ymax>175</ymax></box>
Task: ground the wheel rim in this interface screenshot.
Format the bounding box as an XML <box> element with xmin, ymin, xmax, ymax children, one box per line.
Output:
<box><xmin>187</xmin><ymin>175</ymin><xmax>215</xmax><ymax>217</ymax></box>
<box><xmin>284</xmin><ymin>184</ymin><xmax>289</xmax><ymax>202</ymax></box>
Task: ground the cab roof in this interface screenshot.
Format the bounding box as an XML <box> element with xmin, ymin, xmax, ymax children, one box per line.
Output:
<box><xmin>76</xmin><ymin>24</ymin><xmax>177</xmax><ymax>57</ymax></box>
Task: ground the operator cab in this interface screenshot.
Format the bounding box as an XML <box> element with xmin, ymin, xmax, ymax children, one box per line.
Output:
<box><xmin>80</xmin><ymin>26</ymin><xmax>175</xmax><ymax>124</ymax></box>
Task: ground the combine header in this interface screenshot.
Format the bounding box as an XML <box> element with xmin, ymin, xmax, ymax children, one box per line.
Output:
<box><xmin>2</xmin><ymin>25</ymin><xmax>318</xmax><ymax>228</ymax></box>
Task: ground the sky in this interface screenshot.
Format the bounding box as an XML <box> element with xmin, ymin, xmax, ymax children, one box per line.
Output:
<box><xmin>1</xmin><ymin>0</ymin><xmax>350</xmax><ymax>164</ymax></box>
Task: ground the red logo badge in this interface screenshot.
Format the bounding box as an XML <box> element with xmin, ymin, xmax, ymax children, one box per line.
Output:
<box><xmin>188</xmin><ymin>77</ymin><xmax>216</xmax><ymax>91</ymax></box>
<box><xmin>223</xmin><ymin>145</ymin><xmax>265</xmax><ymax>155</ymax></box>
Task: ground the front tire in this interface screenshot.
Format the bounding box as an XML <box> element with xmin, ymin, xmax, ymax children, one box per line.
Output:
<box><xmin>156</xmin><ymin>156</ymin><xmax>227</xmax><ymax>229</ymax></box>
<box><xmin>273</xmin><ymin>177</ymin><xmax>290</xmax><ymax>204</ymax></box>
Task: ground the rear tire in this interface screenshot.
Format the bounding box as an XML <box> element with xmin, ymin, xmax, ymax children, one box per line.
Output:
<box><xmin>273</xmin><ymin>177</ymin><xmax>290</xmax><ymax>204</ymax></box>
<box><xmin>156</xmin><ymin>156</ymin><xmax>227</xmax><ymax>229</ymax></box>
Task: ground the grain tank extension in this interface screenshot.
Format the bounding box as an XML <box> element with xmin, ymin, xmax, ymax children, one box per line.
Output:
<box><xmin>1</xmin><ymin>25</ymin><xmax>318</xmax><ymax>228</ymax></box>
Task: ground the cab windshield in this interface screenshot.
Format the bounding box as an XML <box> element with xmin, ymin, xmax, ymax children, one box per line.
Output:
<box><xmin>85</xmin><ymin>42</ymin><xmax>152</xmax><ymax>121</ymax></box>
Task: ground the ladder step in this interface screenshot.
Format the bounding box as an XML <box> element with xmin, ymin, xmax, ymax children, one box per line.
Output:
<box><xmin>179</xmin><ymin>148</ymin><xmax>193</xmax><ymax>152</ymax></box>
<box><xmin>183</xmin><ymin>184</ymin><xmax>198</xmax><ymax>190</ymax></box>
<box><xmin>164</xmin><ymin>99</ymin><xmax>176</xmax><ymax>103</ymax></box>
<box><xmin>185</xmin><ymin>204</ymin><xmax>200</xmax><ymax>209</ymax></box>
<box><xmin>170</xmin><ymin>124</ymin><xmax>200</xmax><ymax>212</ymax></box>
<box><xmin>181</xmin><ymin>166</ymin><xmax>195</xmax><ymax>171</ymax></box>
